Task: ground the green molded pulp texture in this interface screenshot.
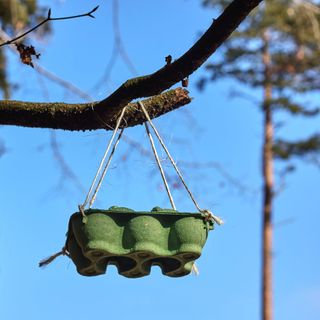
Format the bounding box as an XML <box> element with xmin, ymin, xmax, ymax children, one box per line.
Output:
<box><xmin>66</xmin><ymin>206</ymin><xmax>213</xmax><ymax>278</ymax></box>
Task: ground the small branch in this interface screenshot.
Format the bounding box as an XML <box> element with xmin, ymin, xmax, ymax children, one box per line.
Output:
<box><xmin>91</xmin><ymin>0</ymin><xmax>137</xmax><ymax>92</ymax></box>
<box><xmin>48</xmin><ymin>5</ymin><xmax>99</xmax><ymax>21</ymax></box>
<box><xmin>178</xmin><ymin>160</ymin><xmax>257</xmax><ymax>195</ymax></box>
<box><xmin>0</xmin><ymin>6</ymin><xmax>99</xmax><ymax>47</ymax></box>
<box><xmin>34</xmin><ymin>64</ymin><xmax>93</xmax><ymax>101</ymax></box>
<box><xmin>34</xmin><ymin>71</ymin><xmax>87</xmax><ymax>193</ymax></box>
<box><xmin>0</xmin><ymin>88</ymin><xmax>191</xmax><ymax>130</ymax></box>
<box><xmin>111</xmin><ymin>0</ymin><xmax>138</xmax><ymax>75</ymax></box>
<box><xmin>50</xmin><ymin>131</ymin><xmax>85</xmax><ymax>192</ymax></box>
<box><xmin>0</xmin><ymin>138</ymin><xmax>6</xmax><ymax>157</ymax></box>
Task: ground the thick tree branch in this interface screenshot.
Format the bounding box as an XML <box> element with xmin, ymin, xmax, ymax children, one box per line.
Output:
<box><xmin>0</xmin><ymin>0</ymin><xmax>262</xmax><ymax>130</ymax></box>
<box><xmin>0</xmin><ymin>88</ymin><xmax>191</xmax><ymax>130</ymax></box>
<box><xmin>96</xmin><ymin>0</ymin><xmax>263</xmax><ymax>117</ymax></box>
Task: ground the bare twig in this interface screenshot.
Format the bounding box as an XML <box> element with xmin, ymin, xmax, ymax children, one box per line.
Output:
<box><xmin>34</xmin><ymin>71</ymin><xmax>85</xmax><ymax>193</ymax></box>
<box><xmin>273</xmin><ymin>217</ymin><xmax>295</xmax><ymax>228</ymax></box>
<box><xmin>50</xmin><ymin>131</ymin><xmax>86</xmax><ymax>192</ymax></box>
<box><xmin>92</xmin><ymin>0</ymin><xmax>138</xmax><ymax>92</ymax></box>
<box><xmin>112</xmin><ymin>0</ymin><xmax>138</xmax><ymax>76</ymax></box>
<box><xmin>178</xmin><ymin>160</ymin><xmax>256</xmax><ymax>195</ymax></box>
<box><xmin>34</xmin><ymin>64</ymin><xmax>93</xmax><ymax>101</ymax></box>
<box><xmin>0</xmin><ymin>6</ymin><xmax>99</xmax><ymax>47</ymax></box>
<box><xmin>121</xmin><ymin>136</ymin><xmax>256</xmax><ymax>195</ymax></box>
<box><xmin>0</xmin><ymin>138</ymin><xmax>6</xmax><ymax>157</ymax></box>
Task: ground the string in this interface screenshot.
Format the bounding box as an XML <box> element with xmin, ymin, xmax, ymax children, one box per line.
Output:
<box><xmin>138</xmin><ymin>101</ymin><xmax>223</xmax><ymax>225</ymax></box>
<box><xmin>145</xmin><ymin>122</ymin><xmax>176</xmax><ymax>210</ymax></box>
<box><xmin>40</xmin><ymin>109</ymin><xmax>127</xmax><ymax>267</ymax></box>
<box><xmin>79</xmin><ymin>107</ymin><xmax>127</xmax><ymax>213</ymax></box>
<box><xmin>39</xmin><ymin>247</ymin><xmax>69</xmax><ymax>268</ymax></box>
<box><xmin>89</xmin><ymin>128</ymin><xmax>124</xmax><ymax>208</ymax></box>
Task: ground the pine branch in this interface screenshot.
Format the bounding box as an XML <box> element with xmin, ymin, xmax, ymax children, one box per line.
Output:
<box><xmin>273</xmin><ymin>134</ymin><xmax>320</xmax><ymax>160</ymax></box>
<box><xmin>270</xmin><ymin>97</ymin><xmax>320</xmax><ymax>116</ymax></box>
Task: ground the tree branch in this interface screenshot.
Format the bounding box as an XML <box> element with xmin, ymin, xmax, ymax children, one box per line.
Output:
<box><xmin>93</xmin><ymin>0</ymin><xmax>263</xmax><ymax>116</ymax></box>
<box><xmin>0</xmin><ymin>6</ymin><xmax>99</xmax><ymax>47</ymax></box>
<box><xmin>0</xmin><ymin>0</ymin><xmax>262</xmax><ymax>130</ymax></box>
<box><xmin>0</xmin><ymin>88</ymin><xmax>191</xmax><ymax>130</ymax></box>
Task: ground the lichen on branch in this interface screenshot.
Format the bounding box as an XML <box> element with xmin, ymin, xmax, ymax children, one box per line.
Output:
<box><xmin>0</xmin><ymin>88</ymin><xmax>191</xmax><ymax>131</ymax></box>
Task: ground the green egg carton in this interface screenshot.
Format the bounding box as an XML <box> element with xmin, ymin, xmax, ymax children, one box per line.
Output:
<box><xmin>65</xmin><ymin>206</ymin><xmax>214</xmax><ymax>278</ymax></box>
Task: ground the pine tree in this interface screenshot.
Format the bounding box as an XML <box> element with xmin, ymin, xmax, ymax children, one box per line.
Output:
<box><xmin>199</xmin><ymin>1</ymin><xmax>320</xmax><ymax>320</ymax></box>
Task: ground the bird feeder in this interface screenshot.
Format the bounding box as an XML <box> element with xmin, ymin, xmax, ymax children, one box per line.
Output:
<box><xmin>66</xmin><ymin>206</ymin><xmax>214</xmax><ymax>278</ymax></box>
<box><xmin>40</xmin><ymin>101</ymin><xmax>221</xmax><ymax>277</ymax></box>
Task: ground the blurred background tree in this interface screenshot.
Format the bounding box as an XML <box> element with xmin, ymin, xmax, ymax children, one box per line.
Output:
<box><xmin>199</xmin><ymin>1</ymin><xmax>320</xmax><ymax>320</ymax></box>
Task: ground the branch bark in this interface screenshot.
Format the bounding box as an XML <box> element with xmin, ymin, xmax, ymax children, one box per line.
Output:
<box><xmin>0</xmin><ymin>88</ymin><xmax>190</xmax><ymax>130</ymax></box>
<box><xmin>0</xmin><ymin>0</ymin><xmax>263</xmax><ymax>131</ymax></box>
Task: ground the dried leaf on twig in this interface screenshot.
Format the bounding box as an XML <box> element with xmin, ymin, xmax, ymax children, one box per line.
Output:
<box><xmin>15</xmin><ymin>43</ymin><xmax>40</xmax><ymax>68</ymax></box>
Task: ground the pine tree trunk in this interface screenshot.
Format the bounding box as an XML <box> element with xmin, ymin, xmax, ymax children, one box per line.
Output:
<box><xmin>262</xmin><ymin>30</ymin><xmax>273</xmax><ymax>320</ymax></box>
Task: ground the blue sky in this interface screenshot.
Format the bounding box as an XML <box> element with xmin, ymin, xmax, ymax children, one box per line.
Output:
<box><xmin>0</xmin><ymin>1</ymin><xmax>319</xmax><ymax>319</ymax></box>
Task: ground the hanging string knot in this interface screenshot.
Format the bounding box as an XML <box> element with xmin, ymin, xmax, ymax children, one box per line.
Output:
<box><xmin>39</xmin><ymin>246</ymin><xmax>69</xmax><ymax>268</ymax></box>
<box><xmin>78</xmin><ymin>204</ymin><xmax>88</xmax><ymax>223</ymax></box>
<box><xmin>201</xmin><ymin>209</ymin><xmax>224</xmax><ymax>226</ymax></box>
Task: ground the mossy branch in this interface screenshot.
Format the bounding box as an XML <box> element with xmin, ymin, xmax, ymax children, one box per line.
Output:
<box><xmin>0</xmin><ymin>88</ymin><xmax>191</xmax><ymax>131</ymax></box>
